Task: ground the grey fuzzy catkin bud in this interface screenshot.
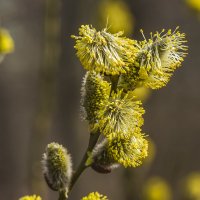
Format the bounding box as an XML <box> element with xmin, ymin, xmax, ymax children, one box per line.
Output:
<box><xmin>91</xmin><ymin>140</ymin><xmax>120</xmax><ymax>173</ymax></box>
<box><xmin>42</xmin><ymin>142</ymin><xmax>72</xmax><ymax>192</ymax></box>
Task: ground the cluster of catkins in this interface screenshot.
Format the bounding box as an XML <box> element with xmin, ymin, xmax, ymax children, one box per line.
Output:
<box><xmin>72</xmin><ymin>25</ymin><xmax>187</xmax><ymax>170</ymax></box>
<box><xmin>19</xmin><ymin>25</ymin><xmax>187</xmax><ymax>200</ymax></box>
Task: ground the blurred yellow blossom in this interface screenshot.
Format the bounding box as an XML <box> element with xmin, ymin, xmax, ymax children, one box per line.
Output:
<box><xmin>0</xmin><ymin>28</ymin><xmax>14</xmax><ymax>54</ymax></box>
<box><xmin>183</xmin><ymin>172</ymin><xmax>200</xmax><ymax>199</ymax></box>
<box><xmin>143</xmin><ymin>137</ymin><xmax>156</xmax><ymax>165</ymax></box>
<box><xmin>186</xmin><ymin>0</ymin><xmax>200</xmax><ymax>12</ymax></box>
<box><xmin>119</xmin><ymin>28</ymin><xmax>187</xmax><ymax>90</ymax></box>
<box><xmin>143</xmin><ymin>177</ymin><xmax>172</xmax><ymax>200</ymax></box>
<box><xmin>99</xmin><ymin>0</ymin><xmax>135</xmax><ymax>35</ymax></box>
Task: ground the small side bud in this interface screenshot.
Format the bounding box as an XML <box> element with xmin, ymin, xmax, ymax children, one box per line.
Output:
<box><xmin>91</xmin><ymin>140</ymin><xmax>120</xmax><ymax>174</ymax></box>
<box><xmin>42</xmin><ymin>142</ymin><xmax>72</xmax><ymax>193</ymax></box>
<box><xmin>19</xmin><ymin>195</ymin><xmax>42</xmax><ymax>200</ymax></box>
<box><xmin>81</xmin><ymin>192</ymin><xmax>109</xmax><ymax>200</ymax></box>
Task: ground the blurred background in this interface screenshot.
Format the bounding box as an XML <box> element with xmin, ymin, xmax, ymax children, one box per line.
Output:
<box><xmin>0</xmin><ymin>0</ymin><xmax>200</xmax><ymax>199</ymax></box>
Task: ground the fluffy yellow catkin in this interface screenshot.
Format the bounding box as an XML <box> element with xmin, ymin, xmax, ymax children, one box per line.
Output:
<box><xmin>81</xmin><ymin>71</ymin><xmax>111</xmax><ymax>127</ymax></box>
<box><xmin>91</xmin><ymin>129</ymin><xmax>148</xmax><ymax>170</ymax></box>
<box><xmin>106</xmin><ymin>132</ymin><xmax>148</xmax><ymax>168</ymax></box>
<box><xmin>97</xmin><ymin>90</ymin><xmax>145</xmax><ymax>139</ymax></box>
<box><xmin>19</xmin><ymin>195</ymin><xmax>42</xmax><ymax>200</ymax></box>
<box><xmin>81</xmin><ymin>192</ymin><xmax>108</xmax><ymax>200</ymax></box>
<box><xmin>120</xmin><ymin>28</ymin><xmax>188</xmax><ymax>90</ymax></box>
<box><xmin>72</xmin><ymin>25</ymin><xmax>139</xmax><ymax>75</ymax></box>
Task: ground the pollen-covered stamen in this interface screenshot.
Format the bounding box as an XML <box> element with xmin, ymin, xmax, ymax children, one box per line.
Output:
<box><xmin>98</xmin><ymin>90</ymin><xmax>145</xmax><ymax>139</ymax></box>
<box><xmin>72</xmin><ymin>25</ymin><xmax>139</xmax><ymax>75</ymax></box>
<box><xmin>119</xmin><ymin>28</ymin><xmax>188</xmax><ymax>90</ymax></box>
<box><xmin>107</xmin><ymin>131</ymin><xmax>148</xmax><ymax>168</ymax></box>
<box><xmin>137</xmin><ymin>28</ymin><xmax>188</xmax><ymax>89</ymax></box>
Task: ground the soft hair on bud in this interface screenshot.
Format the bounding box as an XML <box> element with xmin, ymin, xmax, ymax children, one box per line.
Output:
<box><xmin>91</xmin><ymin>140</ymin><xmax>120</xmax><ymax>173</ymax></box>
<box><xmin>72</xmin><ymin>25</ymin><xmax>139</xmax><ymax>75</ymax></box>
<box><xmin>19</xmin><ymin>195</ymin><xmax>42</xmax><ymax>200</ymax></box>
<box><xmin>81</xmin><ymin>192</ymin><xmax>109</xmax><ymax>200</ymax></box>
<box><xmin>42</xmin><ymin>142</ymin><xmax>72</xmax><ymax>192</ymax></box>
<box><xmin>81</xmin><ymin>71</ymin><xmax>110</xmax><ymax>128</ymax></box>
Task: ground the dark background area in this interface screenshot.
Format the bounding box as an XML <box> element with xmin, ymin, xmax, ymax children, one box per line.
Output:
<box><xmin>0</xmin><ymin>0</ymin><xmax>200</xmax><ymax>199</ymax></box>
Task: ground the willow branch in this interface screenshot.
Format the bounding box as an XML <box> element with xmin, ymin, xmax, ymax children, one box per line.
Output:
<box><xmin>68</xmin><ymin>131</ymin><xmax>100</xmax><ymax>193</ymax></box>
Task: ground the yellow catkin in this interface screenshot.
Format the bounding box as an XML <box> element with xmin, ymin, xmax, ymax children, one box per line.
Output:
<box><xmin>82</xmin><ymin>192</ymin><xmax>108</xmax><ymax>200</ymax></box>
<box><xmin>72</xmin><ymin>25</ymin><xmax>139</xmax><ymax>75</ymax></box>
<box><xmin>19</xmin><ymin>195</ymin><xmax>42</xmax><ymax>200</ymax></box>
<box><xmin>98</xmin><ymin>90</ymin><xmax>145</xmax><ymax>139</ymax></box>
<box><xmin>81</xmin><ymin>71</ymin><xmax>111</xmax><ymax>128</ymax></box>
<box><xmin>107</xmin><ymin>131</ymin><xmax>148</xmax><ymax>168</ymax></box>
<box><xmin>120</xmin><ymin>28</ymin><xmax>188</xmax><ymax>90</ymax></box>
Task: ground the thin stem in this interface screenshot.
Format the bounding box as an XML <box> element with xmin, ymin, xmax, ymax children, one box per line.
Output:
<box><xmin>67</xmin><ymin>73</ymin><xmax>116</xmax><ymax>197</ymax></box>
<box><xmin>58</xmin><ymin>189</ymin><xmax>67</xmax><ymax>200</ymax></box>
<box><xmin>68</xmin><ymin>131</ymin><xmax>100</xmax><ymax>193</ymax></box>
<box><xmin>110</xmin><ymin>75</ymin><xmax>119</xmax><ymax>93</ymax></box>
